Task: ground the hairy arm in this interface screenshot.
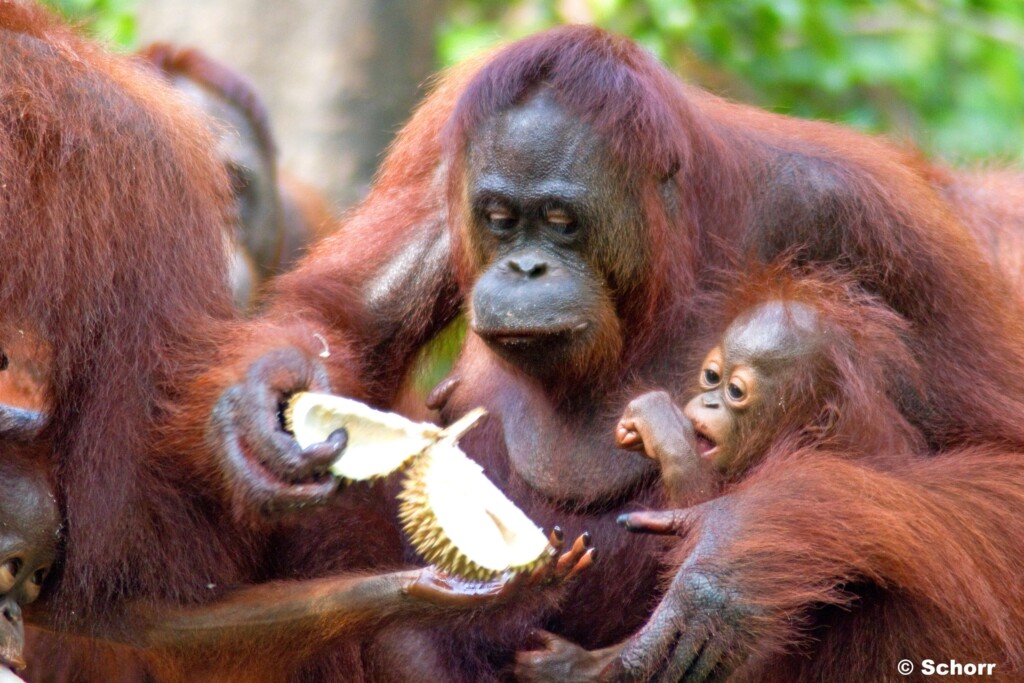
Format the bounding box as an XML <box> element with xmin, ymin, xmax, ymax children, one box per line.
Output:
<box><xmin>167</xmin><ymin>60</ymin><xmax>491</xmax><ymax>520</ymax></box>
<box><xmin>606</xmin><ymin>448</ymin><xmax>1024</xmax><ymax>681</ymax></box>
<box><xmin>28</xmin><ymin>531</ymin><xmax>592</xmax><ymax>656</ymax></box>
<box><xmin>254</xmin><ymin>58</ymin><xmax>485</xmax><ymax>405</ymax></box>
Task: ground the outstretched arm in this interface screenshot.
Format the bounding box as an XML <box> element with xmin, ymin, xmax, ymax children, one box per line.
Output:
<box><xmin>28</xmin><ymin>530</ymin><xmax>594</xmax><ymax>654</ymax></box>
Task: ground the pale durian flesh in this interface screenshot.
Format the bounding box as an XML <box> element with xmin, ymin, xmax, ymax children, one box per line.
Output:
<box><xmin>285</xmin><ymin>391</ymin><xmax>552</xmax><ymax>579</ymax></box>
<box><xmin>284</xmin><ymin>392</ymin><xmax>439</xmax><ymax>481</ymax></box>
<box><xmin>399</xmin><ymin>437</ymin><xmax>554</xmax><ymax>581</ymax></box>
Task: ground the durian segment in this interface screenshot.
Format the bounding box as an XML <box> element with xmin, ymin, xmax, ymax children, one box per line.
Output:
<box><xmin>285</xmin><ymin>392</ymin><xmax>438</xmax><ymax>481</ymax></box>
<box><xmin>399</xmin><ymin>439</ymin><xmax>553</xmax><ymax>580</ymax></box>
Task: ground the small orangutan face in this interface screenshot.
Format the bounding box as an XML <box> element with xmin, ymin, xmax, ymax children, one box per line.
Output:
<box><xmin>683</xmin><ymin>300</ymin><xmax>821</xmax><ymax>473</ymax></box>
<box><xmin>0</xmin><ymin>473</ymin><xmax>58</xmax><ymax>671</ymax></box>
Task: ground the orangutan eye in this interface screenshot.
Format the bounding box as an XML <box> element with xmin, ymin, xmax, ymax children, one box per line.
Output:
<box><xmin>545</xmin><ymin>208</ymin><xmax>578</xmax><ymax>236</ymax></box>
<box><xmin>701</xmin><ymin>363</ymin><xmax>722</xmax><ymax>388</ymax></box>
<box><xmin>486</xmin><ymin>205</ymin><xmax>517</xmax><ymax>232</ymax></box>
<box><xmin>725</xmin><ymin>374</ymin><xmax>751</xmax><ymax>407</ymax></box>
<box><xmin>22</xmin><ymin>568</ymin><xmax>46</xmax><ymax>603</ymax></box>
<box><xmin>0</xmin><ymin>559</ymin><xmax>21</xmax><ymax>592</ymax></box>
<box><xmin>30</xmin><ymin>568</ymin><xmax>47</xmax><ymax>586</ymax></box>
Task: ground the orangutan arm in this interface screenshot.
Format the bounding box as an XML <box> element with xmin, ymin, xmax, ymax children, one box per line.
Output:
<box><xmin>604</xmin><ymin>449</ymin><xmax>1024</xmax><ymax>681</ymax></box>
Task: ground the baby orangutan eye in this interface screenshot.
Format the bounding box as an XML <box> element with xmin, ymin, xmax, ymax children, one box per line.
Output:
<box><xmin>701</xmin><ymin>364</ymin><xmax>721</xmax><ymax>388</ymax></box>
<box><xmin>725</xmin><ymin>375</ymin><xmax>751</xmax><ymax>407</ymax></box>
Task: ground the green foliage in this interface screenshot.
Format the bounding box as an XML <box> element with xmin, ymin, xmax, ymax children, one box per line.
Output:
<box><xmin>412</xmin><ymin>317</ymin><xmax>468</xmax><ymax>398</ymax></box>
<box><xmin>42</xmin><ymin>0</ymin><xmax>137</xmax><ymax>48</ymax></box>
<box><xmin>439</xmin><ymin>0</ymin><xmax>1024</xmax><ymax>163</ymax></box>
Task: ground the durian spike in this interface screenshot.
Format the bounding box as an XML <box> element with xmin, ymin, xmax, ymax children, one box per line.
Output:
<box><xmin>398</xmin><ymin>439</ymin><xmax>553</xmax><ymax>581</ymax></box>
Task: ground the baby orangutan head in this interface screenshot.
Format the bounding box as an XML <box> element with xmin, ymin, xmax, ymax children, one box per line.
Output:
<box><xmin>684</xmin><ymin>300</ymin><xmax>824</xmax><ymax>475</ymax></box>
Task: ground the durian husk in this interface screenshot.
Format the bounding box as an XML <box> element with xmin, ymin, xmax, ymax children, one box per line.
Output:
<box><xmin>399</xmin><ymin>433</ymin><xmax>554</xmax><ymax>581</ymax></box>
<box><xmin>285</xmin><ymin>392</ymin><xmax>553</xmax><ymax>579</ymax></box>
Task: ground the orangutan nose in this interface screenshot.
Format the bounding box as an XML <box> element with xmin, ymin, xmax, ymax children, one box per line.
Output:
<box><xmin>2</xmin><ymin>603</ymin><xmax>20</xmax><ymax>624</ymax></box>
<box><xmin>507</xmin><ymin>253</ymin><xmax>549</xmax><ymax>279</ymax></box>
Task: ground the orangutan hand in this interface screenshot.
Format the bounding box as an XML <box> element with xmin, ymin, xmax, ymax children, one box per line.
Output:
<box><xmin>209</xmin><ymin>347</ymin><xmax>344</xmax><ymax>517</ymax></box>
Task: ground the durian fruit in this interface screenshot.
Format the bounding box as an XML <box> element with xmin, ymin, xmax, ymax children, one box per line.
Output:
<box><xmin>399</xmin><ymin>433</ymin><xmax>554</xmax><ymax>581</ymax></box>
<box><xmin>284</xmin><ymin>392</ymin><xmax>442</xmax><ymax>481</ymax></box>
<box><xmin>285</xmin><ymin>392</ymin><xmax>553</xmax><ymax>579</ymax></box>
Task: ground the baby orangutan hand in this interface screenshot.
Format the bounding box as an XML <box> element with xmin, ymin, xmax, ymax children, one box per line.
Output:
<box><xmin>615</xmin><ymin>391</ymin><xmax>693</xmax><ymax>459</ymax></box>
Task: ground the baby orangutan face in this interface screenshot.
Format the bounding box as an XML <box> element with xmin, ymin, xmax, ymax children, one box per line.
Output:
<box><xmin>0</xmin><ymin>469</ymin><xmax>58</xmax><ymax>671</ymax></box>
<box><xmin>684</xmin><ymin>300</ymin><xmax>821</xmax><ymax>473</ymax></box>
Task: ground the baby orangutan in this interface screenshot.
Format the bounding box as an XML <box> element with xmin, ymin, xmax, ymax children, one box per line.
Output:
<box><xmin>516</xmin><ymin>272</ymin><xmax>926</xmax><ymax>682</ymax></box>
<box><xmin>0</xmin><ymin>456</ymin><xmax>58</xmax><ymax>677</ymax></box>
<box><xmin>616</xmin><ymin>278</ymin><xmax>924</xmax><ymax>508</ymax></box>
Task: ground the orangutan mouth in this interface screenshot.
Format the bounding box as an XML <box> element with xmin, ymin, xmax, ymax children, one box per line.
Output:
<box><xmin>692</xmin><ymin>423</ymin><xmax>719</xmax><ymax>459</ymax></box>
<box><xmin>475</xmin><ymin>321</ymin><xmax>589</xmax><ymax>347</ymax></box>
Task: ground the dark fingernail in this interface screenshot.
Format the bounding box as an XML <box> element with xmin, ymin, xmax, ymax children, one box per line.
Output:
<box><xmin>588</xmin><ymin>549</ymin><xmax>598</xmax><ymax>564</ymax></box>
<box><xmin>327</xmin><ymin>427</ymin><xmax>348</xmax><ymax>449</ymax></box>
<box><xmin>616</xmin><ymin>514</ymin><xmax>629</xmax><ymax>528</ymax></box>
<box><xmin>581</xmin><ymin>532</ymin><xmax>591</xmax><ymax>547</ymax></box>
<box><xmin>552</xmin><ymin>526</ymin><xmax>564</xmax><ymax>542</ymax></box>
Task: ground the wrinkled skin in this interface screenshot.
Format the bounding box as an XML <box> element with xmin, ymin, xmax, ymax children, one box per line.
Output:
<box><xmin>209</xmin><ymin>348</ymin><xmax>343</xmax><ymax>517</ymax></box>
<box><xmin>199</xmin><ymin>26</ymin><xmax>1024</xmax><ymax>681</ymax></box>
<box><xmin>611</xmin><ymin>506</ymin><xmax>752</xmax><ymax>683</ymax></box>
<box><xmin>201</xmin><ymin>90</ymin><xmax>652</xmax><ymax>678</ymax></box>
<box><xmin>466</xmin><ymin>90</ymin><xmax>629</xmax><ymax>390</ymax></box>
<box><xmin>0</xmin><ymin>467</ymin><xmax>58</xmax><ymax>672</ymax></box>
<box><xmin>457</xmin><ymin>92</ymin><xmax>653</xmax><ymax>503</ymax></box>
<box><xmin>517</xmin><ymin>504</ymin><xmax>751</xmax><ymax>683</ymax></box>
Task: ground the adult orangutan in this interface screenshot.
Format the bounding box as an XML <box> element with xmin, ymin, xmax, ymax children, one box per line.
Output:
<box><xmin>189</xmin><ymin>25</ymin><xmax>1024</xmax><ymax>681</ymax></box>
<box><xmin>140</xmin><ymin>43</ymin><xmax>336</xmax><ymax>310</ymax></box>
<box><xmin>2</xmin><ymin>5</ymin><xmax>586</xmax><ymax>682</ymax></box>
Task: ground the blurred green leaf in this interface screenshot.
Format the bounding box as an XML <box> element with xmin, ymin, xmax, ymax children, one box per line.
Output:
<box><xmin>439</xmin><ymin>0</ymin><xmax>1024</xmax><ymax>162</ymax></box>
<box><xmin>42</xmin><ymin>0</ymin><xmax>137</xmax><ymax>48</ymax></box>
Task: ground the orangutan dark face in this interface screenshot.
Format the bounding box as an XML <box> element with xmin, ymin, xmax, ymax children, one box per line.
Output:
<box><xmin>0</xmin><ymin>469</ymin><xmax>58</xmax><ymax>671</ymax></box>
<box><xmin>465</xmin><ymin>90</ymin><xmax>645</xmax><ymax>384</ymax></box>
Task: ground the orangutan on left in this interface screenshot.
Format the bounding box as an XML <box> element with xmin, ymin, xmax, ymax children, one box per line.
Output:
<box><xmin>0</xmin><ymin>5</ymin><xmax>589</xmax><ymax>682</ymax></box>
<box><xmin>140</xmin><ymin>43</ymin><xmax>337</xmax><ymax>310</ymax></box>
